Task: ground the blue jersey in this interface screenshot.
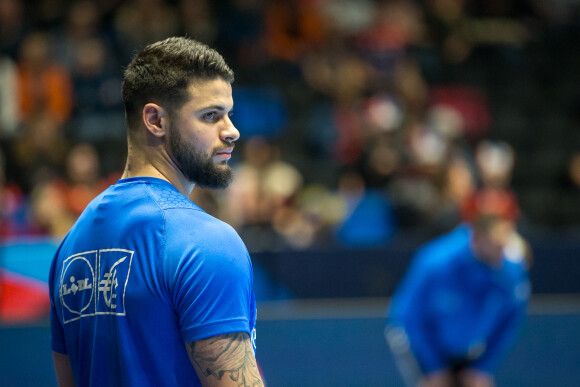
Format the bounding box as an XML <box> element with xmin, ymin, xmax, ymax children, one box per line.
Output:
<box><xmin>388</xmin><ymin>224</ymin><xmax>529</xmax><ymax>374</ymax></box>
<box><xmin>49</xmin><ymin>177</ymin><xmax>257</xmax><ymax>386</ymax></box>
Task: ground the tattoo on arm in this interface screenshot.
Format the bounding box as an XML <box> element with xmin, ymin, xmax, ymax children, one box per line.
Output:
<box><xmin>188</xmin><ymin>332</ymin><xmax>263</xmax><ymax>387</ymax></box>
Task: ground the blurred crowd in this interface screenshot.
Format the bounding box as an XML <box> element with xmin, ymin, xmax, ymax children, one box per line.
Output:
<box><xmin>0</xmin><ymin>0</ymin><xmax>579</xmax><ymax>251</ymax></box>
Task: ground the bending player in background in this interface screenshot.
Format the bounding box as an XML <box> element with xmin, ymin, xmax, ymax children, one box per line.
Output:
<box><xmin>49</xmin><ymin>37</ymin><xmax>263</xmax><ymax>386</ymax></box>
<box><xmin>386</xmin><ymin>213</ymin><xmax>530</xmax><ymax>387</ymax></box>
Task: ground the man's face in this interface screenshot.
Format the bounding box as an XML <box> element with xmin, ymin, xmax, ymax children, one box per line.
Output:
<box><xmin>473</xmin><ymin>219</ymin><xmax>514</xmax><ymax>268</ymax></box>
<box><xmin>168</xmin><ymin>78</ymin><xmax>239</xmax><ymax>189</ymax></box>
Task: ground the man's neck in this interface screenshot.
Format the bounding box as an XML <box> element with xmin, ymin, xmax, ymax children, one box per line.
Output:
<box><xmin>122</xmin><ymin>156</ymin><xmax>195</xmax><ymax>197</ymax></box>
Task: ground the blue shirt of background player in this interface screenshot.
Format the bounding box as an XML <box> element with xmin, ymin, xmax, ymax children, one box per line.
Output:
<box><xmin>49</xmin><ymin>177</ymin><xmax>257</xmax><ymax>386</ymax></box>
<box><xmin>388</xmin><ymin>223</ymin><xmax>530</xmax><ymax>374</ymax></box>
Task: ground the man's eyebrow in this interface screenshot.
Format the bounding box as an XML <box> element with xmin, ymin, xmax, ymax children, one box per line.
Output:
<box><xmin>199</xmin><ymin>105</ymin><xmax>229</xmax><ymax>112</ymax></box>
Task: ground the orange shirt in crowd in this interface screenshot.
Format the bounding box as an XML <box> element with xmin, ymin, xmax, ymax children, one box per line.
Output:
<box><xmin>18</xmin><ymin>63</ymin><xmax>73</xmax><ymax>125</ymax></box>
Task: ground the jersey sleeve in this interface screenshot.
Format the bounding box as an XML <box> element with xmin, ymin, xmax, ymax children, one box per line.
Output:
<box><xmin>50</xmin><ymin>307</ymin><xmax>67</xmax><ymax>354</ymax></box>
<box><xmin>473</xmin><ymin>264</ymin><xmax>530</xmax><ymax>373</ymax></box>
<box><xmin>162</xmin><ymin>209</ymin><xmax>254</xmax><ymax>343</ymax></box>
<box><xmin>402</xmin><ymin>271</ymin><xmax>449</xmax><ymax>374</ymax></box>
<box><xmin>48</xmin><ymin>250</ymin><xmax>68</xmax><ymax>354</ymax></box>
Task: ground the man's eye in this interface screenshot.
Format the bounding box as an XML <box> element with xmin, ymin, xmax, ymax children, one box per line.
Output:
<box><xmin>204</xmin><ymin>112</ymin><xmax>216</xmax><ymax>120</ymax></box>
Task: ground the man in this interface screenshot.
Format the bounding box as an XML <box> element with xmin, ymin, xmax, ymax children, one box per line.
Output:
<box><xmin>49</xmin><ymin>37</ymin><xmax>264</xmax><ymax>387</ymax></box>
<box><xmin>386</xmin><ymin>214</ymin><xmax>530</xmax><ymax>387</ymax></box>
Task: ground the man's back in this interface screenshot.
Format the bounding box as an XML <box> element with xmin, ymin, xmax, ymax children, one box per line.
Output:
<box><xmin>49</xmin><ymin>177</ymin><xmax>256</xmax><ymax>386</ymax></box>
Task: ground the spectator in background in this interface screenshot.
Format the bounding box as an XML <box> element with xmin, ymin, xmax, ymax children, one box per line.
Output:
<box><xmin>386</xmin><ymin>212</ymin><xmax>530</xmax><ymax>387</ymax></box>
<box><xmin>263</xmin><ymin>0</ymin><xmax>327</xmax><ymax>64</ymax></box>
<box><xmin>0</xmin><ymin>0</ymin><xmax>29</xmax><ymax>60</ymax></box>
<box><xmin>29</xmin><ymin>177</ymin><xmax>75</xmax><ymax>238</ymax></box>
<box><xmin>17</xmin><ymin>143</ymin><xmax>117</xmax><ymax>239</ymax></box>
<box><xmin>53</xmin><ymin>0</ymin><xmax>113</xmax><ymax>73</ymax></box>
<box><xmin>113</xmin><ymin>0</ymin><xmax>180</xmax><ymax>63</ymax></box>
<box><xmin>178</xmin><ymin>0</ymin><xmax>218</xmax><ymax>46</ymax></box>
<box><xmin>388</xmin><ymin>118</ymin><xmax>453</xmax><ymax>231</ymax></box>
<box><xmin>301</xmin><ymin>41</ymin><xmax>374</xmax><ymax>166</ymax></box>
<box><xmin>59</xmin><ymin>142</ymin><xmax>118</xmax><ymax>217</ymax></box>
<box><xmin>422</xmin><ymin>0</ymin><xmax>472</xmax><ymax>64</ymax></box>
<box><xmin>16</xmin><ymin>31</ymin><xmax>73</xmax><ymax>126</ymax></box>
<box><xmin>53</xmin><ymin>1</ymin><xmax>125</xmax><ymax>142</ymax></box>
<box><xmin>0</xmin><ymin>54</ymin><xmax>19</xmax><ymax>137</ymax></box>
<box><xmin>215</xmin><ymin>0</ymin><xmax>267</xmax><ymax>80</ymax></box>
<box><xmin>68</xmin><ymin>37</ymin><xmax>125</xmax><ymax>142</ymax></box>
<box><xmin>224</xmin><ymin>136</ymin><xmax>304</xmax><ymax>250</ymax></box>
<box><xmin>433</xmin><ymin>150</ymin><xmax>477</xmax><ymax>233</ymax></box>
<box><xmin>334</xmin><ymin>168</ymin><xmax>397</xmax><ymax>248</ymax></box>
<box><xmin>388</xmin><ymin>80</ymin><xmax>492</xmax><ymax>235</ymax></box>
<box><xmin>462</xmin><ymin>141</ymin><xmax>520</xmax><ymax>229</ymax></box>
<box><xmin>0</xmin><ymin>148</ymin><xmax>37</xmax><ymax>237</ymax></box>
<box><xmin>11</xmin><ymin>113</ymin><xmax>69</xmax><ymax>193</ymax></box>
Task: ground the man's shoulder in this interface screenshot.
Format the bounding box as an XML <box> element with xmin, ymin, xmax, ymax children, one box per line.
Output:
<box><xmin>159</xmin><ymin>197</ymin><xmax>231</xmax><ymax>232</ymax></box>
<box><xmin>144</xmin><ymin>181</ymin><xmax>236</xmax><ymax>231</ymax></box>
<box><xmin>158</xmin><ymin>198</ymin><xmax>242</xmax><ymax>251</ymax></box>
<box><xmin>163</xmin><ymin>210</ymin><xmax>250</xmax><ymax>276</ymax></box>
<box><xmin>108</xmin><ymin>177</ymin><xmax>200</xmax><ymax>212</ymax></box>
<box><xmin>113</xmin><ymin>178</ymin><xmax>246</xmax><ymax>252</ymax></box>
<box><xmin>123</xmin><ymin>179</ymin><xmax>220</xmax><ymax>226</ymax></box>
<box><xmin>414</xmin><ymin>236</ymin><xmax>469</xmax><ymax>271</ymax></box>
<box><xmin>164</xmin><ymin>207</ymin><xmax>241</xmax><ymax>248</ymax></box>
<box><xmin>145</xmin><ymin>181</ymin><xmax>201</xmax><ymax>212</ymax></box>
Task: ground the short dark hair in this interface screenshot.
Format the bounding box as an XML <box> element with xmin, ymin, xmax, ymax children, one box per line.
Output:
<box><xmin>121</xmin><ymin>37</ymin><xmax>234</xmax><ymax>131</ymax></box>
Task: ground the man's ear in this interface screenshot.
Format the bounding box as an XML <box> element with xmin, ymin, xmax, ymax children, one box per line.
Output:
<box><xmin>142</xmin><ymin>103</ymin><xmax>168</xmax><ymax>138</ymax></box>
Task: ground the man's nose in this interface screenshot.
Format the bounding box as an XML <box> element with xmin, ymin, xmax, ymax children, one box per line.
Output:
<box><xmin>222</xmin><ymin>116</ymin><xmax>240</xmax><ymax>142</ymax></box>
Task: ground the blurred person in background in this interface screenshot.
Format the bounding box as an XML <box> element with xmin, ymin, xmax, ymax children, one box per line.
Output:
<box><xmin>0</xmin><ymin>53</ymin><xmax>19</xmax><ymax>137</ymax></box>
<box><xmin>177</xmin><ymin>0</ymin><xmax>218</xmax><ymax>46</ymax></box>
<box><xmin>386</xmin><ymin>212</ymin><xmax>530</xmax><ymax>387</ymax></box>
<box><xmin>215</xmin><ymin>0</ymin><xmax>267</xmax><ymax>80</ymax></box>
<box><xmin>431</xmin><ymin>150</ymin><xmax>477</xmax><ymax>234</ymax></box>
<box><xmin>263</xmin><ymin>0</ymin><xmax>327</xmax><ymax>64</ymax></box>
<box><xmin>11</xmin><ymin>113</ymin><xmax>70</xmax><ymax>193</ymax></box>
<box><xmin>63</xmin><ymin>143</ymin><xmax>117</xmax><ymax>216</ymax></box>
<box><xmin>40</xmin><ymin>142</ymin><xmax>118</xmax><ymax>220</ymax></box>
<box><xmin>68</xmin><ymin>37</ymin><xmax>125</xmax><ymax>142</ymax></box>
<box><xmin>16</xmin><ymin>31</ymin><xmax>73</xmax><ymax>126</ymax></box>
<box><xmin>334</xmin><ymin>167</ymin><xmax>397</xmax><ymax>248</ymax></box>
<box><xmin>7</xmin><ymin>118</ymin><xmax>77</xmax><ymax>240</ymax></box>
<box><xmin>29</xmin><ymin>177</ymin><xmax>76</xmax><ymax>238</ymax></box>
<box><xmin>224</xmin><ymin>136</ymin><xmax>304</xmax><ymax>251</ymax></box>
<box><xmin>48</xmin><ymin>37</ymin><xmax>263</xmax><ymax>386</ymax></box>
<box><xmin>53</xmin><ymin>0</ymin><xmax>125</xmax><ymax>142</ymax></box>
<box><xmin>0</xmin><ymin>0</ymin><xmax>29</xmax><ymax>60</ymax></box>
<box><xmin>461</xmin><ymin>141</ymin><xmax>521</xmax><ymax>238</ymax></box>
<box><xmin>0</xmin><ymin>148</ymin><xmax>37</xmax><ymax>237</ymax></box>
<box><xmin>113</xmin><ymin>0</ymin><xmax>180</xmax><ymax>63</ymax></box>
<box><xmin>53</xmin><ymin>0</ymin><xmax>115</xmax><ymax>73</ymax></box>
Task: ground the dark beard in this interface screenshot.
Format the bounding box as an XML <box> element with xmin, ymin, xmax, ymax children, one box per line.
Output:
<box><xmin>169</xmin><ymin>124</ymin><xmax>233</xmax><ymax>189</ymax></box>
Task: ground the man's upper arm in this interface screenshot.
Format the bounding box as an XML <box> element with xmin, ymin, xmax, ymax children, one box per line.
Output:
<box><xmin>53</xmin><ymin>352</ymin><xmax>75</xmax><ymax>387</ymax></box>
<box><xmin>186</xmin><ymin>332</ymin><xmax>263</xmax><ymax>387</ymax></box>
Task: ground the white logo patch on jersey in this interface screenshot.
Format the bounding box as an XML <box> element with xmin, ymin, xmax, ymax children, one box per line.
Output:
<box><xmin>59</xmin><ymin>249</ymin><xmax>134</xmax><ymax>324</ymax></box>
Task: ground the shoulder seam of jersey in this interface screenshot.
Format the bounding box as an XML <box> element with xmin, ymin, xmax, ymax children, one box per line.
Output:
<box><xmin>145</xmin><ymin>181</ymin><xmax>205</xmax><ymax>212</ymax></box>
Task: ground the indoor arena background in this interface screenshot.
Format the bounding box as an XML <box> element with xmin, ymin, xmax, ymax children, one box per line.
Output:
<box><xmin>1</xmin><ymin>1</ymin><xmax>579</xmax><ymax>386</ymax></box>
